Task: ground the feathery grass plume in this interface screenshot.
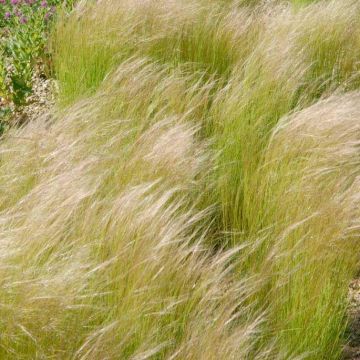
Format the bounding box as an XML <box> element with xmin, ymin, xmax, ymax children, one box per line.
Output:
<box><xmin>0</xmin><ymin>0</ymin><xmax>359</xmax><ymax>358</ymax></box>
<box><xmin>289</xmin><ymin>0</ymin><xmax>360</xmax><ymax>98</ymax></box>
<box><xmin>0</xmin><ymin>59</ymin><xmax>272</xmax><ymax>358</ymax></box>
<box><xmin>52</xmin><ymin>0</ymin><xmax>262</xmax><ymax>106</ymax></box>
<box><xmin>54</xmin><ymin>0</ymin><xmax>360</xmax><ymax>242</ymax></box>
<box><xmin>251</xmin><ymin>92</ymin><xmax>360</xmax><ymax>357</ymax></box>
<box><xmin>210</xmin><ymin>0</ymin><xmax>360</xmax><ymax>241</ymax></box>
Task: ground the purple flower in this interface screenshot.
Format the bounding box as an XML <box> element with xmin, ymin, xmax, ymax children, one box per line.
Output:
<box><xmin>19</xmin><ymin>16</ymin><xmax>27</xmax><ymax>24</ymax></box>
<box><xmin>40</xmin><ymin>0</ymin><xmax>47</xmax><ymax>7</ymax></box>
<box><xmin>0</xmin><ymin>0</ymin><xmax>6</xmax><ymax>4</ymax></box>
<box><xmin>4</xmin><ymin>11</ymin><xmax>11</xmax><ymax>19</ymax></box>
<box><xmin>11</xmin><ymin>0</ymin><xmax>19</xmax><ymax>5</ymax></box>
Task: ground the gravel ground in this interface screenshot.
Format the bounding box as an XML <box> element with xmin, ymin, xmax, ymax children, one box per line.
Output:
<box><xmin>9</xmin><ymin>70</ymin><xmax>56</xmax><ymax>126</ymax></box>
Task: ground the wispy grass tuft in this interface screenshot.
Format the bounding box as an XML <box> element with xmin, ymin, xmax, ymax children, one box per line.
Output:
<box><xmin>0</xmin><ymin>0</ymin><xmax>359</xmax><ymax>358</ymax></box>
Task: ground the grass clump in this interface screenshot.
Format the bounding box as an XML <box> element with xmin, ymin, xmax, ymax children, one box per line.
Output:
<box><xmin>0</xmin><ymin>58</ymin><xmax>270</xmax><ymax>359</ymax></box>
<box><xmin>0</xmin><ymin>0</ymin><xmax>359</xmax><ymax>359</ymax></box>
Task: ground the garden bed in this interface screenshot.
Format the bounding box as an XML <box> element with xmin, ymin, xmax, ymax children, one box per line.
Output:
<box><xmin>0</xmin><ymin>0</ymin><xmax>71</xmax><ymax>130</ymax></box>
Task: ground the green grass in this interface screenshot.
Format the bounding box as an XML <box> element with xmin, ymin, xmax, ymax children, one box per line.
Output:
<box><xmin>0</xmin><ymin>0</ymin><xmax>359</xmax><ymax>358</ymax></box>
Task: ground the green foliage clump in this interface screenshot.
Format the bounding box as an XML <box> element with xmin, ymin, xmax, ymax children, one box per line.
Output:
<box><xmin>0</xmin><ymin>0</ymin><xmax>74</xmax><ymax>129</ymax></box>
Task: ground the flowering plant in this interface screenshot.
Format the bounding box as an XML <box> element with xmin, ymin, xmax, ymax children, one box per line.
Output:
<box><xmin>0</xmin><ymin>0</ymin><xmax>58</xmax><ymax>30</ymax></box>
